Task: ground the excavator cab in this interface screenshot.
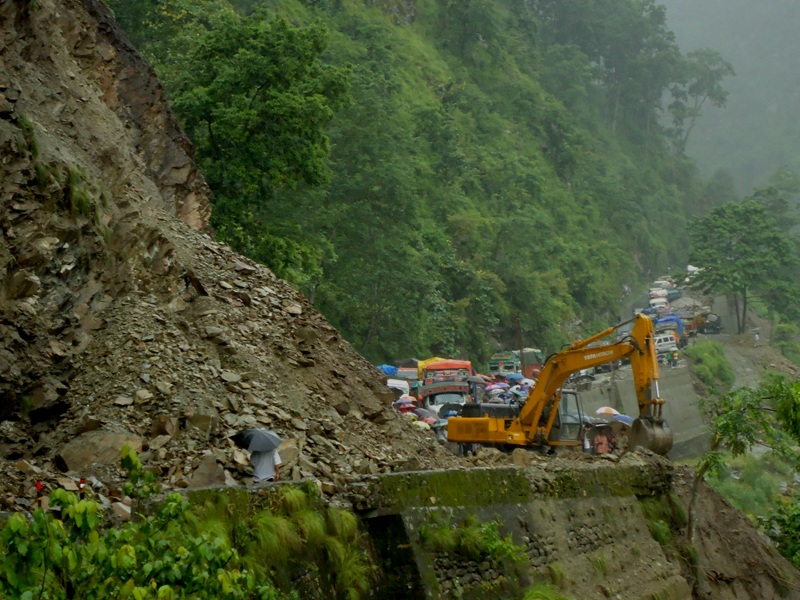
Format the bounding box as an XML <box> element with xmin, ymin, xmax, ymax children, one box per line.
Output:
<box><xmin>546</xmin><ymin>390</ymin><xmax>586</xmax><ymax>444</ymax></box>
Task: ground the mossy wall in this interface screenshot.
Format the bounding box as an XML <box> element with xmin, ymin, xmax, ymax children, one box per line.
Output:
<box><xmin>162</xmin><ymin>459</ymin><xmax>686</xmax><ymax>599</ymax></box>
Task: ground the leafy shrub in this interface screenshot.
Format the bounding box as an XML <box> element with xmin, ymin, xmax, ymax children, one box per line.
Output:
<box><xmin>761</xmin><ymin>494</ymin><xmax>800</xmax><ymax>569</ymax></box>
<box><xmin>419</xmin><ymin>515</ymin><xmax>526</xmax><ymax>563</ymax></box>
<box><xmin>0</xmin><ymin>447</ymin><xmax>375</xmax><ymax>599</ymax></box>
<box><xmin>683</xmin><ymin>342</ymin><xmax>735</xmax><ymax>391</ymax></box>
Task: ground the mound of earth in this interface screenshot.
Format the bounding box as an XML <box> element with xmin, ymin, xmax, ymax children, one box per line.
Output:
<box><xmin>0</xmin><ymin>0</ymin><xmax>465</xmax><ymax>512</ymax></box>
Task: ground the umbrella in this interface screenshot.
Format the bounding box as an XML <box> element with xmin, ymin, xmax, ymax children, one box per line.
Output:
<box><xmin>521</xmin><ymin>378</ymin><xmax>536</xmax><ymax>386</ymax></box>
<box><xmin>394</xmin><ymin>400</ymin><xmax>417</xmax><ymax>412</ymax></box>
<box><xmin>377</xmin><ymin>364</ymin><xmax>398</xmax><ymax>376</ymax></box>
<box><xmin>596</xmin><ymin>406</ymin><xmax>620</xmax><ymax>416</ymax></box>
<box><xmin>505</xmin><ymin>373</ymin><xmax>525</xmax><ymax>381</ymax></box>
<box><xmin>613</xmin><ymin>414</ymin><xmax>634</xmax><ymax>426</ymax></box>
<box><xmin>231</xmin><ymin>428</ymin><xmax>282</xmax><ymax>452</ymax></box>
<box><xmin>585</xmin><ymin>424</ymin><xmax>614</xmax><ymax>442</ymax></box>
<box><xmin>414</xmin><ymin>407</ymin><xmax>438</xmax><ymax>419</ymax></box>
<box><xmin>467</xmin><ymin>375</ymin><xmax>487</xmax><ymax>384</ymax></box>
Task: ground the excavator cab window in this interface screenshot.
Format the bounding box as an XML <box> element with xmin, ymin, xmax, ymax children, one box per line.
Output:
<box><xmin>548</xmin><ymin>391</ymin><xmax>585</xmax><ymax>442</ymax></box>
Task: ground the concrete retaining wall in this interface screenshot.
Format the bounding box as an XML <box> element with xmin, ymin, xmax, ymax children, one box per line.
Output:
<box><xmin>358</xmin><ymin>460</ymin><xmax>690</xmax><ymax>599</ymax></box>
<box><xmin>578</xmin><ymin>362</ymin><xmax>709</xmax><ymax>460</ymax></box>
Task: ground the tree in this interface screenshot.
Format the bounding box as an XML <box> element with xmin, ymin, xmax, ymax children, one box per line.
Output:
<box><xmin>686</xmin><ymin>374</ymin><xmax>800</xmax><ymax>590</ymax></box>
<box><xmin>109</xmin><ymin>0</ymin><xmax>350</xmax><ymax>282</ymax></box>
<box><xmin>688</xmin><ymin>199</ymin><xmax>793</xmax><ymax>333</ymax></box>
<box><xmin>668</xmin><ymin>48</ymin><xmax>735</xmax><ymax>152</ymax></box>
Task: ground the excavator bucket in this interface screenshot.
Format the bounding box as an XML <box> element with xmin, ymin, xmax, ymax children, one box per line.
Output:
<box><xmin>629</xmin><ymin>418</ymin><xmax>673</xmax><ymax>456</ymax></box>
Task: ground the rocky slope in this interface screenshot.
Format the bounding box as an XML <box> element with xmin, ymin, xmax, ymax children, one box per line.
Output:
<box><xmin>0</xmin><ymin>0</ymin><xmax>464</xmax><ymax>512</ymax></box>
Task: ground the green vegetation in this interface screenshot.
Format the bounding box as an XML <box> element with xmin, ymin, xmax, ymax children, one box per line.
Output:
<box><xmin>589</xmin><ymin>553</ymin><xmax>608</xmax><ymax>578</ymax></box>
<box><xmin>639</xmin><ymin>493</ymin><xmax>686</xmax><ymax>547</ymax></box>
<box><xmin>0</xmin><ymin>447</ymin><xmax>375</xmax><ymax>599</ymax></box>
<box><xmin>683</xmin><ymin>342</ymin><xmax>734</xmax><ymax>392</ymax></box>
<box><xmin>687</xmin><ymin>373</ymin><xmax>800</xmax><ymax>572</ymax></box>
<box><xmin>523</xmin><ymin>582</ymin><xmax>574</xmax><ymax>600</ymax></box>
<box><xmin>418</xmin><ymin>514</ymin><xmax>525</xmax><ymax>563</ymax></box>
<box><xmin>688</xmin><ymin>193</ymin><xmax>797</xmax><ymax>334</ymax></box>
<box><xmin>706</xmin><ymin>454</ymin><xmax>791</xmax><ymax>521</ymax></box>
<box><xmin>18</xmin><ymin>114</ymin><xmax>38</xmax><ymax>158</ymax></box>
<box><xmin>66</xmin><ymin>165</ymin><xmax>94</xmax><ymax>216</ymax></box>
<box><xmin>105</xmin><ymin>0</ymin><xmax>737</xmax><ymax>364</ymax></box>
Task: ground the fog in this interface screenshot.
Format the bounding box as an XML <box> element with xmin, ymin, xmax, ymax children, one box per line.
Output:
<box><xmin>659</xmin><ymin>0</ymin><xmax>800</xmax><ymax>194</ymax></box>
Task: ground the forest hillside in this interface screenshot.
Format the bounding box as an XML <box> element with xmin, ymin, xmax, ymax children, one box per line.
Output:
<box><xmin>108</xmin><ymin>0</ymin><xmax>732</xmax><ymax>365</ymax></box>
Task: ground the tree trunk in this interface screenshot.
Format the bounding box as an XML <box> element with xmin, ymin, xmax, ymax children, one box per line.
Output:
<box><xmin>741</xmin><ymin>288</ymin><xmax>749</xmax><ymax>334</ymax></box>
<box><xmin>733</xmin><ymin>294</ymin><xmax>742</xmax><ymax>333</ymax></box>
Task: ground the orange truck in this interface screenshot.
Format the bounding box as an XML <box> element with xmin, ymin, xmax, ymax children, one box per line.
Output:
<box><xmin>418</xmin><ymin>359</ymin><xmax>473</xmax><ymax>415</ymax></box>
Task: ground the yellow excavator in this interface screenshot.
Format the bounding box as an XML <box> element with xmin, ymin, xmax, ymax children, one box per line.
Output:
<box><xmin>447</xmin><ymin>313</ymin><xmax>673</xmax><ymax>455</ymax></box>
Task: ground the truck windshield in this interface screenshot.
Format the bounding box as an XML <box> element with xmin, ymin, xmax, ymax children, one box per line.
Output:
<box><xmin>428</xmin><ymin>393</ymin><xmax>468</xmax><ymax>406</ymax></box>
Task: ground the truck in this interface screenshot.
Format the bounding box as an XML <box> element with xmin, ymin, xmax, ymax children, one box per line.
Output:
<box><xmin>418</xmin><ymin>359</ymin><xmax>473</xmax><ymax>415</ymax></box>
<box><xmin>654</xmin><ymin>315</ymin><xmax>688</xmax><ymax>348</ymax></box>
<box><xmin>447</xmin><ymin>314</ymin><xmax>673</xmax><ymax>456</ymax></box>
<box><xmin>694</xmin><ymin>312</ymin><xmax>723</xmax><ymax>334</ymax></box>
<box><xmin>487</xmin><ymin>348</ymin><xmax>544</xmax><ymax>379</ymax></box>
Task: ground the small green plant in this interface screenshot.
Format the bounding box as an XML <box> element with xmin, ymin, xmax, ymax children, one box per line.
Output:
<box><xmin>647</xmin><ymin>519</ymin><xmax>672</xmax><ymax>546</ymax></box>
<box><xmin>18</xmin><ymin>395</ymin><xmax>32</xmax><ymax>416</ymax></box>
<box><xmin>679</xmin><ymin>543</ymin><xmax>699</xmax><ymax>567</ymax></box>
<box><xmin>120</xmin><ymin>443</ymin><xmax>160</xmax><ymax>499</ymax></box>
<box><xmin>547</xmin><ymin>562</ymin><xmax>566</xmax><ymax>587</ymax></box>
<box><xmin>18</xmin><ymin>114</ymin><xmax>38</xmax><ymax>158</ymax></box>
<box><xmin>419</xmin><ymin>515</ymin><xmax>526</xmax><ymax>562</ymax></box>
<box><xmin>589</xmin><ymin>553</ymin><xmax>608</xmax><ymax>578</ymax></box>
<box><xmin>631</xmin><ymin>544</ymin><xmax>642</xmax><ymax>559</ymax></box>
<box><xmin>524</xmin><ymin>582</ymin><xmax>575</xmax><ymax>600</ymax></box>
<box><xmin>34</xmin><ymin>162</ymin><xmax>50</xmax><ymax>190</ymax></box>
<box><xmin>66</xmin><ymin>165</ymin><xmax>93</xmax><ymax>216</ymax></box>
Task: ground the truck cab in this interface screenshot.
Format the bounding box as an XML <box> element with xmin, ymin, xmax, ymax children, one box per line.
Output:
<box><xmin>418</xmin><ymin>359</ymin><xmax>473</xmax><ymax>415</ymax></box>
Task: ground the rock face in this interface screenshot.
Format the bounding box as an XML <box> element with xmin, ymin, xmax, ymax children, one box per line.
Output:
<box><xmin>0</xmin><ymin>0</ymin><xmax>464</xmax><ymax>510</ymax></box>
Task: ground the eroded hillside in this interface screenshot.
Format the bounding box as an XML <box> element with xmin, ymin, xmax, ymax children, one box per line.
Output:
<box><xmin>0</xmin><ymin>0</ymin><xmax>464</xmax><ymax>510</ymax></box>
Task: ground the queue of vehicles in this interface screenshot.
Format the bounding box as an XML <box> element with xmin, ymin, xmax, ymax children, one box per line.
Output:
<box><xmin>381</xmin><ymin>311</ymin><xmax>676</xmax><ymax>457</ymax></box>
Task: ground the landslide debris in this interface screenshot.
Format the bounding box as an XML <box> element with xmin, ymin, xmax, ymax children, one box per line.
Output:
<box><xmin>0</xmin><ymin>0</ymin><xmax>464</xmax><ymax>512</ymax></box>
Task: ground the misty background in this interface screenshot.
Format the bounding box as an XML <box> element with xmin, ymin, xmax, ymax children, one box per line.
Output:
<box><xmin>661</xmin><ymin>0</ymin><xmax>800</xmax><ymax>194</ymax></box>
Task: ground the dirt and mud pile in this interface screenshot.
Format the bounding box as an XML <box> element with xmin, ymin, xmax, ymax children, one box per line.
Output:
<box><xmin>0</xmin><ymin>0</ymin><xmax>465</xmax><ymax>513</ymax></box>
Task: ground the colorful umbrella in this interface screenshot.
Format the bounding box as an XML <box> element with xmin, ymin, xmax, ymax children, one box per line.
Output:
<box><xmin>612</xmin><ymin>414</ymin><xmax>634</xmax><ymax>426</ymax></box>
<box><xmin>595</xmin><ymin>406</ymin><xmax>620</xmax><ymax>416</ymax></box>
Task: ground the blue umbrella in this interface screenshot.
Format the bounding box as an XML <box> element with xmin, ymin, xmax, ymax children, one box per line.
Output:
<box><xmin>613</xmin><ymin>414</ymin><xmax>634</xmax><ymax>426</ymax></box>
<box><xmin>505</xmin><ymin>373</ymin><xmax>525</xmax><ymax>381</ymax></box>
<box><xmin>378</xmin><ymin>364</ymin><xmax>398</xmax><ymax>376</ymax></box>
